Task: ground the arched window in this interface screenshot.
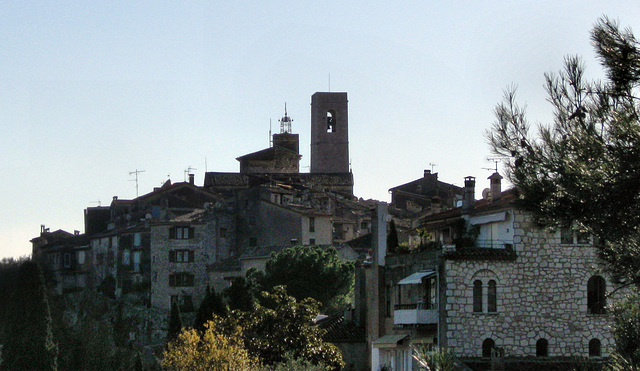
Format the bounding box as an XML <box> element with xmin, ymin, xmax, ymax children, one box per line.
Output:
<box><xmin>487</xmin><ymin>280</ymin><xmax>497</xmax><ymax>313</ymax></box>
<box><xmin>589</xmin><ymin>339</ymin><xmax>601</xmax><ymax>357</ymax></box>
<box><xmin>473</xmin><ymin>280</ymin><xmax>483</xmax><ymax>312</ymax></box>
<box><xmin>536</xmin><ymin>338</ymin><xmax>549</xmax><ymax>357</ymax></box>
<box><xmin>482</xmin><ymin>338</ymin><xmax>495</xmax><ymax>358</ymax></box>
<box><xmin>587</xmin><ymin>276</ymin><xmax>606</xmax><ymax>314</ymax></box>
<box><xmin>326</xmin><ymin>111</ymin><xmax>336</xmax><ymax>132</ymax></box>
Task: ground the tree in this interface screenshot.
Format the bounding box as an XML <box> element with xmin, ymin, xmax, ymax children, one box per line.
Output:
<box><xmin>609</xmin><ymin>292</ymin><xmax>640</xmax><ymax>368</ymax></box>
<box><xmin>387</xmin><ymin>219</ymin><xmax>399</xmax><ymax>254</ymax></box>
<box><xmin>261</xmin><ymin>245</ymin><xmax>354</xmax><ymax>312</ymax></box>
<box><xmin>167</xmin><ymin>301</ymin><xmax>183</xmax><ymax>344</ymax></box>
<box><xmin>2</xmin><ymin>261</ymin><xmax>58</xmax><ymax>370</ymax></box>
<box><xmin>487</xmin><ymin>17</ymin><xmax>640</xmax><ymax>287</ymax></box>
<box><xmin>487</xmin><ymin>16</ymin><xmax>640</xmax><ymax>366</ymax></box>
<box><xmin>194</xmin><ymin>286</ymin><xmax>228</xmax><ymax>332</ymax></box>
<box><xmin>235</xmin><ymin>286</ymin><xmax>344</xmax><ymax>370</ymax></box>
<box><xmin>163</xmin><ymin>316</ymin><xmax>260</xmax><ymax>371</ymax></box>
<box><xmin>224</xmin><ymin>274</ymin><xmax>259</xmax><ymax>312</ymax></box>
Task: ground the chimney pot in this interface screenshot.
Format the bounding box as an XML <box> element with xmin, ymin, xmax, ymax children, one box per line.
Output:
<box><xmin>462</xmin><ymin>176</ymin><xmax>476</xmax><ymax>212</ymax></box>
<box><xmin>188</xmin><ymin>173</ymin><xmax>195</xmax><ymax>185</ymax></box>
<box><xmin>488</xmin><ymin>172</ymin><xmax>503</xmax><ymax>202</ymax></box>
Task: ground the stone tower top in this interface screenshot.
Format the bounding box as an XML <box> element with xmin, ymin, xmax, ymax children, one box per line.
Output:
<box><xmin>310</xmin><ymin>92</ymin><xmax>350</xmax><ymax>174</ymax></box>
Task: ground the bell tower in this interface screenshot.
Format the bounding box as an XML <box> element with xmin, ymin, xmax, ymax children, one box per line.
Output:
<box><xmin>310</xmin><ymin>92</ymin><xmax>349</xmax><ymax>173</ymax></box>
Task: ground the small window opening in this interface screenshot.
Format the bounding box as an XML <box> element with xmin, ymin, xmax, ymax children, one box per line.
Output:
<box><xmin>589</xmin><ymin>338</ymin><xmax>601</xmax><ymax>357</ymax></box>
<box><xmin>473</xmin><ymin>280</ymin><xmax>483</xmax><ymax>312</ymax></box>
<box><xmin>326</xmin><ymin>111</ymin><xmax>336</xmax><ymax>132</ymax></box>
<box><xmin>482</xmin><ymin>338</ymin><xmax>495</xmax><ymax>358</ymax></box>
<box><xmin>488</xmin><ymin>280</ymin><xmax>497</xmax><ymax>313</ymax></box>
<box><xmin>536</xmin><ymin>338</ymin><xmax>549</xmax><ymax>357</ymax></box>
<box><xmin>588</xmin><ymin>275</ymin><xmax>607</xmax><ymax>314</ymax></box>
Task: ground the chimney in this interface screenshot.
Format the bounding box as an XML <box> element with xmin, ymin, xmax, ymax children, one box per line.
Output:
<box><xmin>188</xmin><ymin>173</ymin><xmax>195</xmax><ymax>185</ymax></box>
<box><xmin>488</xmin><ymin>172</ymin><xmax>503</xmax><ymax>202</ymax></box>
<box><xmin>462</xmin><ymin>176</ymin><xmax>476</xmax><ymax>212</ymax></box>
<box><xmin>424</xmin><ymin>169</ymin><xmax>431</xmax><ymax>177</ymax></box>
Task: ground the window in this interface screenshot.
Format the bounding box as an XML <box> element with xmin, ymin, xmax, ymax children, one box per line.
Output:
<box><xmin>309</xmin><ymin>217</ymin><xmax>315</xmax><ymax>233</ymax></box>
<box><xmin>487</xmin><ymin>280</ymin><xmax>497</xmax><ymax>313</ymax></box>
<box><xmin>63</xmin><ymin>253</ymin><xmax>71</xmax><ymax>268</ymax></box>
<box><xmin>473</xmin><ymin>280</ymin><xmax>483</xmax><ymax>312</ymax></box>
<box><xmin>77</xmin><ymin>251</ymin><xmax>85</xmax><ymax>265</ymax></box>
<box><xmin>360</xmin><ymin>221</ymin><xmax>369</xmax><ymax>230</ymax></box>
<box><xmin>171</xmin><ymin>294</ymin><xmax>195</xmax><ymax>312</ymax></box>
<box><xmin>309</xmin><ymin>238</ymin><xmax>316</xmax><ymax>245</ymax></box>
<box><xmin>482</xmin><ymin>338</ymin><xmax>495</xmax><ymax>358</ymax></box>
<box><xmin>561</xmin><ymin>228</ymin><xmax>591</xmax><ymax>245</ymax></box>
<box><xmin>536</xmin><ymin>339</ymin><xmax>549</xmax><ymax>357</ymax></box>
<box><xmin>326</xmin><ymin>110</ymin><xmax>336</xmax><ymax>132</ymax></box>
<box><xmin>170</xmin><ymin>226</ymin><xmax>193</xmax><ymax>240</ymax></box>
<box><xmin>561</xmin><ymin>228</ymin><xmax>573</xmax><ymax>244</ymax></box>
<box><xmin>169</xmin><ymin>250</ymin><xmax>194</xmax><ymax>263</ymax></box>
<box><xmin>588</xmin><ymin>275</ymin><xmax>607</xmax><ymax>314</ymax></box>
<box><xmin>134</xmin><ymin>232</ymin><xmax>141</xmax><ymax>247</ymax></box>
<box><xmin>169</xmin><ymin>272</ymin><xmax>195</xmax><ymax>287</ymax></box>
<box><xmin>133</xmin><ymin>251</ymin><xmax>141</xmax><ymax>272</ymax></box>
<box><xmin>589</xmin><ymin>339</ymin><xmax>601</xmax><ymax>357</ymax></box>
<box><xmin>122</xmin><ymin>250</ymin><xmax>130</xmax><ymax>265</ymax></box>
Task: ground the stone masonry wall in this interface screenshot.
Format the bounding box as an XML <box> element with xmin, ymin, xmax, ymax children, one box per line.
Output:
<box><xmin>444</xmin><ymin>210</ymin><xmax>616</xmax><ymax>358</ymax></box>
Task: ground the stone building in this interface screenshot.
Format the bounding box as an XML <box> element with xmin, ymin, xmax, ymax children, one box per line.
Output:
<box><xmin>370</xmin><ymin>173</ymin><xmax>622</xmax><ymax>370</ymax></box>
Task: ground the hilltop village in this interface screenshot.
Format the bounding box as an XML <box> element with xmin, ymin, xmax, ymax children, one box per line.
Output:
<box><xmin>30</xmin><ymin>92</ymin><xmax>621</xmax><ymax>370</ymax></box>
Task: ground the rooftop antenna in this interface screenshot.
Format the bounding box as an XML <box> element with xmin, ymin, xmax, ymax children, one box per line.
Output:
<box><xmin>205</xmin><ymin>157</ymin><xmax>208</xmax><ymax>172</ymax></box>
<box><xmin>279</xmin><ymin>103</ymin><xmax>292</xmax><ymax>133</ymax></box>
<box><xmin>269</xmin><ymin>118</ymin><xmax>272</xmax><ymax>146</ymax></box>
<box><xmin>429</xmin><ymin>162</ymin><xmax>437</xmax><ymax>173</ymax></box>
<box><xmin>184</xmin><ymin>166</ymin><xmax>197</xmax><ymax>181</ymax></box>
<box><xmin>483</xmin><ymin>157</ymin><xmax>506</xmax><ymax>173</ymax></box>
<box><xmin>129</xmin><ymin>169</ymin><xmax>145</xmax><ymax>197</ymax></box>
<box><xmin>328</xmin><ymin>73</ymin><xmax>331</xmax><ymax>92</ymax></box>
<box><xmin>90</xmin><ymin>200</ymin><xmax>102</xmax><ymax>207</ymax></box>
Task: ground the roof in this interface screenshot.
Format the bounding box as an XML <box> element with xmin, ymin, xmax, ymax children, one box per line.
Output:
<box><xmin>317</xmin><ymin>313</ymin><xmax>366</xmax><ymax>343</ymax></box>
<box><xmin>372</xmin><ymin>334</ymin><xmax>410</xmax><ymax>348</ymax></box>
<box><xmin>203</xmin><ymin>172</ymin><xmax>250</xmax><ymax>188</ymax></box>
<box><xmin>442</xmin><ymin>247</ymin><xmax>517</xmax><ymax>261</ymax></box>
<box><xmin>239</xmin><ymin>245</ymin><xmax>285</xmax><ymax>260</ymax></box>
<box><xmin>207</xmin><ymin>257</ymin><xmax>241</xmax><ymax>273</ymax></box>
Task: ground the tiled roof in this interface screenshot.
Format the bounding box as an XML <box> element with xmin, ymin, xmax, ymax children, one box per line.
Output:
<box><xmin>207</xmin><ymin>257</ymin><xmax>241</xmax><ymax>272</ymax></box>
<box><xmin>317</xmin><ymin>313</ymin><xmax>366</xmax><ymax>343</ymax></box>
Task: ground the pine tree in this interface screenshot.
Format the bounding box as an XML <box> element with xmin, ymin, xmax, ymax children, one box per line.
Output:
<box><xmin>2</xmin><ymin>261</ymin><xmax>58</xmax><ymax>370</ymax></box>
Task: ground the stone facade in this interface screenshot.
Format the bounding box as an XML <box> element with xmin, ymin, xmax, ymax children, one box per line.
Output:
<box><xmin>443</xmin><ymin>210</ymin><xmax>615</xmax><ymax>358</ymax></box>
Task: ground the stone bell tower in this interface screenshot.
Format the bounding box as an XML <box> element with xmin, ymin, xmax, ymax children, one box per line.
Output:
<box><xmin>310</xmin><ymin>92</ymin><xmax>350</xmax><ymax>174</ymax></box>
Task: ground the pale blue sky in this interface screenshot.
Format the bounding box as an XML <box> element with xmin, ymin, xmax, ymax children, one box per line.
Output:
<box><xmin>2</xmin><ymin>1</ymin><xmax>639</xmax><ymax>259</ymax></box>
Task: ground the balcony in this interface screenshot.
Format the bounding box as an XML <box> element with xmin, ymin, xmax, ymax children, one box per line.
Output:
<box><xmin>394</xmin><ymin>303</ymin><xmax>438</xmax><ymax>325</ymax></box>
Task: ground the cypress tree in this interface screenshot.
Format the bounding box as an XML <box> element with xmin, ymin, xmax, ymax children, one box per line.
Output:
<box><xmin>194</xmin><ymin>286</ymin><xmax>228</xmax><ymax>332</ymax></box>
<box><xmin>166</xmin><ymin>301</ymin><xmax>183</xmax><ymax>344</ymax></box>
<box><xmin>387</xmin><ymin>219</ymin><xmax>399</xmax><ymax>254</ymax></box>
<box><xmin>3</xmin><ymin>261</ymin><xmax>58</xmax><ymax>370</ymax></box>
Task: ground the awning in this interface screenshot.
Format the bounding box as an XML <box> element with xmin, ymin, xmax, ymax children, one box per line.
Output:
<box><xmin>397</xmin><ymin>271</ymin><xmax>436</xmax><ymax>285</ymax></box>
<box><xmin>469</xmin><ymin>211</ymin><xmax>508</xmax><ymax>226</ymax></box>
<box><xmin>372</xmin><ymin>334</ymin><xmax>410</xmax><ymax>348</ymax></box>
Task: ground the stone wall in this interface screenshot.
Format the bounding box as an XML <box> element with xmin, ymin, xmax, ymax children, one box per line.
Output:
<box><xmin>444</xmin><ymin>210</ymin><xmax>617</xmax><ymax>358</ymax></box>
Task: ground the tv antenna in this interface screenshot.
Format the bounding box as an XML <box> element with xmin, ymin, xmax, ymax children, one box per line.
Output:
<box><xmin>129</xmin><ymin>169</ymin><xmax>145</xmax><ymax>197</ymax></box>
<box><xmin>184</xmin><ymin>166</ymin><xmax>197</xmax><ymax>181</ymax></box>
<box><xmin>483</xmin><ymin>157</ymin><xmax>507</xmax><ymax>173</ymax></box>
<box><xmin>90</xmin><ymin>200</ymin><xmax>102</xmax><ymax>207</ymax></box>
<box><xmin>429</xmin><ymin>162</ymin><xmax>437</xmax><ymax>173</ymax></box>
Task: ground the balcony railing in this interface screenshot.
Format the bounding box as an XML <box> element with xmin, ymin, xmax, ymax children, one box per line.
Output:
<box><xmin>394</xmin><ymin>302</ymin><xmax>438</xmax><ymax>325</ymax></box>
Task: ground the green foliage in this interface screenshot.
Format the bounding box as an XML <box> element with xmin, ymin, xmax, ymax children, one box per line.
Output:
<box><xmin>387</xmin><ymin>220</ymin><xmax>399</xmax><ymax>254</ymax></box>
<box><xmin>97</xmin><ymin>275</ymin><xmax>116</xmax><ymax>299</ymax></box>
<box><xmin>262</xmin><ymin>245</ymin><xmax>354</xmax><ymax>312</ymax></box>
<box><xmin>235</xmin><ymin>286</ymin><xmax>344</xmax><ymax>370</ymax></box>
<box><xmin>163</xmin><ymin>316</ymin><xmax>260</xmax><ymax>371</ymax></box>
<box><xmin>609</xmin><ymin>292</ymin><xmax>640</xmax><ymax>367</ymax></box>
<box><xmin>167</xmin><ymin>301</ymin><xmax>183</xmax><ymax>344</ymax></box>
<box><xmin>605</xmin><ymin>352</ymin><xmax>640</xmax><ymax>371</ymax></box>
<box><xmin>259</xmin><ymin>356</ymin><xmax>330</xmax><ymax>371</ymax></box>
<box><xmin>224</xmin><ymin>274</ymin><xmax>259</xmax><ymax>312</ymax></box>
<box><xmin>2</xmin><ymin>261</ymin><xmax>58</xmax><ymax>370</ymax></box>
<box><xmin>194</xmin><ymin>286</ymin><xmax>228</xmax><ymax>332</ymax></box>
<box><xmin>412</xmin><ymin>345</ymin><xmax>459</xmax><ymax>371</ymax></box>
<box><xmin>487</xmin><ymin>16</ymin><xmax>640</xmax><ymax>287</ymax></box>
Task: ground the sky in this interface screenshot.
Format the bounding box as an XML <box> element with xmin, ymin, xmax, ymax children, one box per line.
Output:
<box><xmin>2</xmin><ymin>1</ymin><xmax>640</xmax><ymax>259</ymax></box>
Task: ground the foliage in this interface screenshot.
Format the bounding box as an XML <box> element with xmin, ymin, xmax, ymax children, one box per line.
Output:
<box><xmin>608</xmin><ymin>292</ymin><xmax>640</xmax><ymax>368</ymax></box>
<box><xmin>224</xmin><ymin>274</ymin><xmax>259</xmax><ymax>312</ymax></box>
<box><xmin>604</xmin><ymin>351</ymin><xmax>640</xmax><ymax>371</ymax></box>
<box><xmin>163</xmin><ymin>316</ymin><xmax>260</xmax><ymax>371</ymax></box>
<box><xmin>487</xmin><ymin>16</ymin><xmax>640</xmax><ymax>287</ymax></box>
<box><xmin>2</xmin><ymin>261</ymin><xmax>58</xmax><ymax>370</ymax></box>
<box><xmin>261</xmin><ymin>245</ymin><xmax>354</xmax><ymax>312</ymax></box>
<box><xmin>194</xmin><ymin>286</ymin><xmax>228</xmax><ymax>332</ymax></box>
<box><xmin>97</xmin><ymin>274</ymin><xmax>116</xmax><ymax>299</ymax></box>
<box><xmin>258</xmin><ymin>355</ymin><xmax>330</xmax><ymax>371</ymax></box>
<box><xmin>235</xmin><ymin>286</ymin><xmax>344</xmax><ymax>370</ymax></box>
<box><xmin>387</xmin><ymin>219</ymin><xmax>399</xmax><ymax>254</ymax></box>
<box><xmin>412</xmin><ymin>345</ymin><xmax>459</xmax><ymax>371</ymax></box>
<box><xmin>167</xmin><ymin>301</ymin><xmax>183</xmax><ymax>344</ymax></box>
